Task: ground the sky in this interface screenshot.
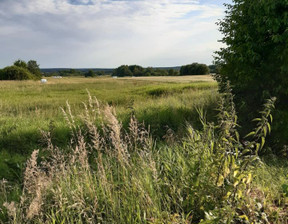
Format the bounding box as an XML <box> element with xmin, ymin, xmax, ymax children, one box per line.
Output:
<box><xmin>0</xmin><ymin>0</ymin><xmax>232</xmax><ymax>68</ymax></box>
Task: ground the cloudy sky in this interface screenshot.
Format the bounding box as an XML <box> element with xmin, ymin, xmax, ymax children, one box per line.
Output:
<box><xmin>0</xmin><ymin>0</ymin><xmax>231</xmax><ymax>68</ymax></box>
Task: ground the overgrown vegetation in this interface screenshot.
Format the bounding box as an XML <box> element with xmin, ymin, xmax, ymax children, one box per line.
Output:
<box><xmin>0</xmin><ymin>60</ymin><xmax>42</xmax><ymax>80</ymax></box>
<box><xmin>0</xmin><ymin>77</ymin><xmax>218</xmax><ymax>183</ymax></box>
<box><xmin>1</xmin><ymin>89</ymin><xmax>287</xmax><ymax>223</ymax></box>
<box><xmin>215</xmin><ymin>0</ymin><xmax>288</xmax><ymax>149</ymax></box>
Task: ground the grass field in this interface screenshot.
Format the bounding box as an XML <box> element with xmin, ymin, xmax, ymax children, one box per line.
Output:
<box><xmin>1</xmin><ymin>76</ymin><xmax>288</xmax><ymax>223</ymax></box>
<box><xmin>0</xmin><ymin>76</ymin><xmax>218</xmax><ymax>181</ymax></box>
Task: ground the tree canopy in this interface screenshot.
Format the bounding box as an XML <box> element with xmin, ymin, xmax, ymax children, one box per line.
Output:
<box><xmin>215</xmin><ymin>0</ymin><xmax>288</xmax><ymax>148</ymax></box>
<box><xmin>180</xmin><ymin>63</ymin><xmax>209</xmax><ymax>75</ymax></box>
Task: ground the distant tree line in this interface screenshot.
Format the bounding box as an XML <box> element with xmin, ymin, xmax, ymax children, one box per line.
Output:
<box><xmin>84</xmin><ymin>70</ymin><xmax>105</xmax><ymax>77</ymax></box>
<box><xmin>42</xmin><ymin>69</ymin><xmax>107</xmax><ymax>77</ymax></box>
<box><xmin>113</xmin><ymin>63</ymin><xmax>212</xmax><ymax>77</ymax></box>
<box><xmin>0</xmin><ymin>61</ymin><xmax>213</xmax><ymax>80</ymax></box>
<box><xmin>0</xmin><ymin>60</ymin><xmax>42</xmax><ymax>80</ymax></box>
<box><xmin>112</xmin><ymin>65</ymin><xmax>179</xmax><ymax>77</ymax></box>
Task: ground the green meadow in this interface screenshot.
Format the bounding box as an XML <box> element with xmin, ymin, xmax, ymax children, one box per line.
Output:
<box><xmin>1</xmin><ymin>76</ymin><xmax>288</xmax><ymax>223</ymax></box>
<box><xmin>0</xmin><ymin>76</ymin><xmax>218</xmax><ymax>181</ymax></box>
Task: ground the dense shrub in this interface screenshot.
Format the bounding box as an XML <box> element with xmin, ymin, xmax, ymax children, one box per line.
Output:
<box><xmin>0</xmin><ymin>66</ymin><xmax>34</xmax><ymax>80</ymax></box>
<box><xmin>0</xmin><ymin>59</ymin><xmax>42</xmax><ymax>80</ymax></box>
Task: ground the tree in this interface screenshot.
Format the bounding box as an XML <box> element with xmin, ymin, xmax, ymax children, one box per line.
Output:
<box><xmin>215</xmin><ymin>0</ymin><xmax>288</xmax><ymax>148</ymax></box>
<box><xmin>180</xmin><ymin>63</ymin><xmax>209</xmax><ymax>75</ymax></box>
<box><xmin>14</xmin><ymin>59</ymin><xmax>27</xmax><ymax>69</ymax></box>
<box><xmin>113</xmin><ymin>65</ymin><xmax>133</xmax><ymax>77</ymax></box>
<box><xmin>128</xmin><ymin>65</ymin><xmax>145</xmax><ymax>76</ymax></box>
<box><xmin>84</xmin><ymin>70</ymin><xmax>96</xmax><ymax>77</ymax></box>
<box><xmin>27</xmin><ymin>60</ymin><xmax>42</xmax><ymax>78</ymax></box>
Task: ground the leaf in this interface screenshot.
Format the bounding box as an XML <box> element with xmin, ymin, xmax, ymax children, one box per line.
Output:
<box><xmin>246</xmin><ymin>173</ymin><xmax>252</xmax><ymax>184</ymax></box>
<box><xmin>233</xmin><ymin>181</ymin><xmax>239</xmax><ymax>187</ymax></box>
<box><xmin>242</xmin><ymin>148</ymin><xmax>251</xmax><ymax>155</ymax></box>
<box><xmin>261</xmin><ymin>137</ymin><xmax>265</xmax><ymax>149</ymax></box>
<box><xmin>239</xmin><ymin>215</ymin><xmax>249</xmax><ymax>221</ymax></box>
<box><xmin>269</xmin><ymin>114</ymin><xmax>273</xmax><ymax>123</ymax></box>
<box><xmin>255</xmin><ymin>143</ymin><xmax>260</xmax><ymax>153</ymax></box>
<box><xmin>244</xmin><ymin>131</ymin><xmax>255</xmax><ymax>138</ymax></box>
<box><xmin>217</xmin><ymin>175</ymin><xmax>224</xmax><ymax>187</ymax></box>
<box><xmin>267</xmin><ymin>122</ymin><xmax>271</xmax><ymax>134</ymax></box>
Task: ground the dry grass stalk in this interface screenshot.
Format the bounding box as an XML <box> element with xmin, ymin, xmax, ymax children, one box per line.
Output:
<box><xmin>104</xmin><ymin>105</ymin><xmax>130</xmax><ymax>166</ymax></box>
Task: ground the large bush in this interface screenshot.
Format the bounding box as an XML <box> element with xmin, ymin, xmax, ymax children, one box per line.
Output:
<box><xmin>0</xmin><ymin>59</ymin><xmax>42</xmax><ymax>80</ymax></box>
<box><xmin>0</xmin><ymin>66</ymin><xmax>34</xmax><ymax>80</ymax></box>
<box><xmin>215</xmin><ymin>0</ymin><xmax>288</xmax><ymax>149</ymax></box>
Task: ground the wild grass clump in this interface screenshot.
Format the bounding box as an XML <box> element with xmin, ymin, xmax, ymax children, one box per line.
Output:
<box><xmin>2</xmin><ymin>90</ymin><xmax>286</xmax><ymax>223</ymax></box>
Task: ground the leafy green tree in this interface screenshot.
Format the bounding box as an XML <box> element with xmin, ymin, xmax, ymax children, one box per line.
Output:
<box><xmin>113</xmin><ymin>65</ymin><xmax>133</xmax><ymax>77</ymax></box>
<box><xmin>84</xmin><ymin>70</ymin><xmax>96</xmax><ymax>77</ymax></box>
<box><xmin>27</xmin><ymin>60</ymin><xmax>42</xmax><ymax>79</ymax></box>
<box><xmin>128</xmin><ymin>65</ymin><xmax>145</xmax><ymax>76</ymax></box>
<box><xmin>215</xmin><ymin>0</ymin><xmax>288</xmax><ymax>148</ymax></box>
<box><xmin>14</xmin><ymin>59</ymin><xmax>27</xmax><ymax>69</ymax></box>
<box><xmin>180</xmin><ymin>63</ymin><xmax>209</xmax><ymax>75</ymax></box>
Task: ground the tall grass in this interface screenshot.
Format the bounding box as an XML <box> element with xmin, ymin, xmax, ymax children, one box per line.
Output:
<box><xmin>2</xmin><ymin>90</ymin><xmax>287</xmax><ymax>223</ymax></box>
<box><xmin>0</xmin><ymin>78</ymin><xmax>218</xmax><ymax>182</ymax></box>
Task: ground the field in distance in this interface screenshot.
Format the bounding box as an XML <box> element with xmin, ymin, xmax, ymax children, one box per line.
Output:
<box><xmin>117</xmin><ymin>75</ymin><xmax>214</xmax><ymax>83</ymax></box>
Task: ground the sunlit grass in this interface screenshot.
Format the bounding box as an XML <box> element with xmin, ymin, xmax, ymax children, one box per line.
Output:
<box><xmin>0</xmin><ymin>76</ymin><xmax>218</xmax><ymax>181</ymax></box>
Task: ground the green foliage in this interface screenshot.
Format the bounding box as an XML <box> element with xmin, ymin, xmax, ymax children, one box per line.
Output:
<box><xmin>84</xmin><ymin>69</ymin><xmax>96</xmax><ymax>77</ymax></box>
<box><xmin>0</xmin><ymin>59</ymin><xmax>42</xmax><ymax>80</ymax></box>
<box><xmin>180</xmin><ymin>63</ymin><xmax>210</xmax><ymax>75</ymax></box>
<box><xmin>0</xmin><ymin>66</ymin><xmax>34</xmax><ymax>80</ymax></box>
<box><xmin>113</xmin><ymin>65</ymin><xmax>133</xmax><ymax>77</ymax></box>
<box><xmin>13</xmin><ymin>59</ymin><xmax>27</xmax><ymax>69</ymax></box>
<box><xmin>59</xmin><ymin>69</ymin><xmax>82</xmax><ymax>77</ymax></box>
<box><xmin>27</xmin><ymin>60</ymin><xmax>42</xmax><ymax>79</ymax></box>
<box><xmin>113</xmin><ymin>65</ymin><xmax>179</xmax><ymax>77</ymax></box>
<box><xmin>215</xmin><ymin>0</ymin><xmax>288</xmax><ymax>148</ymax></box>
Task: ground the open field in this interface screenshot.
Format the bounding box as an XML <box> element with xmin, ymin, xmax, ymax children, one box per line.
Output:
<box><xmin>0</xmin><ymin>76</ymin><xmax>219</xmax><ymax>181</ymax></box>
<box><xmin>119</xmin><ymin>74</ymin><xmax>215</xmax><ymax>83</ymax></box>
<box><xmin>1</xmin><ymin>76</ymin><xmax>288</xmax><ymax>223</ymax></box>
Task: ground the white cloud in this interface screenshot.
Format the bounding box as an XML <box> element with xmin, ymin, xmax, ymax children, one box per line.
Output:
<box><xmin>0</xmin><ymin>0</ymin><xmax>227</xmax><ymax>68</ymax></box>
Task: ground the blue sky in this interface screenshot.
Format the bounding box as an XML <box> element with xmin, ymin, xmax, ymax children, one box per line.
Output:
<box><xmin>0</xmin><ymin>0</ymin><xmax>232</xmax><ymax>68</ymax></box>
